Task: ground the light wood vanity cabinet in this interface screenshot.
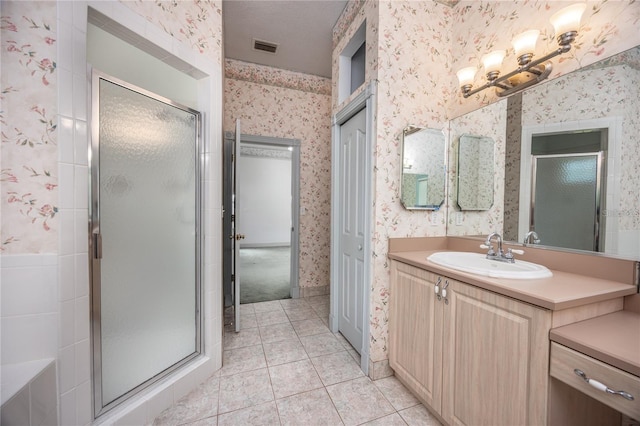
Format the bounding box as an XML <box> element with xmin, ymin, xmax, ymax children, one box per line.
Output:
<box><xmin>390</xmin><ymin>260</ymin><xmax>552</xmax><ymax>426</ymax></box>
<box><xmin>389</xmin><ymin>261</ymin><xmax>442</xmax><ymax>410</ymax></box>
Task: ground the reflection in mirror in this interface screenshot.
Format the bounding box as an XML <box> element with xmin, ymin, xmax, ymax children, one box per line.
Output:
<box><xmin>400</xmin><ymin>126</ymin><xmax>446</xmax><ymax>210</ymax></box>
<box><xmin>457</xmin><ymin>134</ymin><xmax>494</xmax><ymax>211</ymax></box>
<box><xmin>447</xmin><ymin>45</ymin><xmax>640</xmax><ymax>260</ymax></box>
<box><xmin>447</xmin><ymin>99</ymin><xmax>506</xmax><ymax>237</ymax></box>
<box><xmin>523</xmin><ymin>131</ymin><xmax>606</xmax><ymax>252</ymax></box>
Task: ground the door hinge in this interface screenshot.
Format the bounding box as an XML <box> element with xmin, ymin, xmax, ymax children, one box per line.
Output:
<box><xmin>231</xmin><ymin>274</ymin><xmax>235</xmax><ymax>282</ymax></box>
<box><xmin>231</xmin><ymin>214</ymin><xmax>235</xmax><ymax>222</ymax></box>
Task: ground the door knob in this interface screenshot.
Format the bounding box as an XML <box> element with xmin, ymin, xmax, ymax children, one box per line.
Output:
<box><xmin>358</xmin><ymin>244</ymin><xmax>363</xmax><ymax>251</ymax></box>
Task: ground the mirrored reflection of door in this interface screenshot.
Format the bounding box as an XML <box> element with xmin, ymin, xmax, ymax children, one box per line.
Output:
<box><xmin>90</xmin><ymin>72</ymin><xmax>201</xmax><ymax>415</ymax></box>
<box><xmin>531</xmin><ymin>153</ymin><xmax>602</xmax><ymax>251</ymax></box>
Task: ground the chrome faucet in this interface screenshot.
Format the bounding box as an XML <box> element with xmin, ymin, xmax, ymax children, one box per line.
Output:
<box><xmin>483</xmin><ymin>232</ymin><xmax>516</xmax><ymax>263</ymax></box>
<box><xmin>523</xmin><ymin>231</ymin><xmax>540</xmax><ymax>245</ymax></box>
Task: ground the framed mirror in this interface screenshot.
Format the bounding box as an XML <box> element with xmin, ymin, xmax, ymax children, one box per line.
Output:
<box><xmin>457</xmin><ymin>134</ymin><xmax>494</xmax><ymax>211</ymax></box>
<box><xmin>400</xmin><ymin>126</ymin><xmax>446</xmax><ymax>210</ymax></box>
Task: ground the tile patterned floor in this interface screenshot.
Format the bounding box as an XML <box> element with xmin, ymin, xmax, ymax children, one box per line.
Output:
<box><xmin>153</xmin><ymin>296</ymin><xmax>442</xmax><ymax>426</ymax></box>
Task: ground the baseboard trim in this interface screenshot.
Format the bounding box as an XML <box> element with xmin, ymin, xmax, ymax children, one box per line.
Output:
<box><xmin>299</xmin><ymin>285</ymin><xmax>330</xmax><ymax>298</ymax></box>
<box><xmin>240</xmin><ymin>243</ymin><xmax>291</xmax><ymax>248</ymax></box>
<box><xmin>368</xmin><ymin>359</ymin><xmax>394</xmax><ymax>380</ymax></box>
<box><xmin>290</xmin><ymin>286</ymin><xmax>300</xmax><ymax>299</ymax></box>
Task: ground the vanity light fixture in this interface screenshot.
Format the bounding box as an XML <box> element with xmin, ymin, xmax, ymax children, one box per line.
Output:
<box><xmin>456</xmin><ymin>3</ymin><xmax>586</xmax><ymax>98</ymax></box>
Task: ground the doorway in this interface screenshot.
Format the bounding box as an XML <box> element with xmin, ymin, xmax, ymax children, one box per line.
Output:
<box><xmin>89</xmin><ymin>71</ymin><xmax>202</xmax><ymax>416</ymax></box>
<box><xmin>330</xmin><ymin>82</ymin><xmax>376</xmax><ymax>375</ymax></box>
<box><xmin>223</xmin><ymin>133</ymin><xmax>301</xmax><ymax>325</ymax></box>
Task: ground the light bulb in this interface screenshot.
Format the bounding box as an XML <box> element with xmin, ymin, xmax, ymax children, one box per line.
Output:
<box><xmin>550</xmin><ymin>3</ymin><xmax>586</xmax><ymax>45</ymax></box>
<box><xmin>456</xmin><ymin>67</ymin><xmax>476</xmax><ymax>87</ymax></box>
<box><xmin>482</xmin><ymin>50</ymin><xmax>505</xmax><ymax>80</ymax></box>
<box><xmin>512</xmin><ymin>30</ymin><xmax>539</xmax><ymax>65</ymax></box>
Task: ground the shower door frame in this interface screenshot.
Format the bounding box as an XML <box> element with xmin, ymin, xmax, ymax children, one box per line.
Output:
<box><xmin>89</xmin><ymin>70</ymin><xmax>203</xmax><ymax>417</ymax></box>
<box><xmin>530</xmin><ymin>151</ymin><xmax>604</xmax><ymax>251</ymax></box>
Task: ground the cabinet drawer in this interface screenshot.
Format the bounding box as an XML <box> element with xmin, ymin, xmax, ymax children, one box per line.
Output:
<box><xmin>550</xmin><ymin>342</ymin><xmax>639</xmax><ymax>420</ymax></box>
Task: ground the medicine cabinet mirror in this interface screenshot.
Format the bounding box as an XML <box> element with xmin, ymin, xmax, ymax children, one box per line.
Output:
<box><xmin>400</xmin><ymin>126</ymin><xmax>446</xmax><ymax>210</ymax></box>
<box><xmin>457</xmin><ymin>134</ymin><xmax>494</xmax><ymax>211</ymax></box>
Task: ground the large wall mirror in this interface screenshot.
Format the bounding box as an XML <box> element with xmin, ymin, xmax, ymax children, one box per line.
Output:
<box><xmin>400</xmin><ymin>126</ymin><xmax>446</xmax><ymax>210</ymax></box>
<box><xmin>446</xmin><ymin>44</ymin><xmax>640</xmax><ymax>261</ymax></box>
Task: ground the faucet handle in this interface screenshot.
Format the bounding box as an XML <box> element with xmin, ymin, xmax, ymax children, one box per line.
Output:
<box><xmin>480</xmin><ymin>243</ymin><xmax>495</xmax><ymax>256</ymax></box>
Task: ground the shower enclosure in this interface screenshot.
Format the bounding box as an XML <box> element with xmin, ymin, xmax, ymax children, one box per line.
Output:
<box><xmin>90</xmin><ymin>71</ymin><xmax>202</xmax><ymax>416</ymax></box>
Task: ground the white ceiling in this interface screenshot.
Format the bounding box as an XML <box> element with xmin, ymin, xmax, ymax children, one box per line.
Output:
<box><xmin>223</xmin><ymin>0</ymin><xmax>349</xmax><ymax>78</ymax></box>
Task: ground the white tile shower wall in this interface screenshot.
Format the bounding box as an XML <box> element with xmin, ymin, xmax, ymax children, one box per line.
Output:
<box><xmin>0</xmin><ymin>254</ymin><xmax>58</xmax><ymax>365</ymax></box>
<box><xmin>1</xmin><ymin>360</ymin><xmax>58</xmax><ymax>426</ymax></box>
<box><xmin>56</xmin><ymin>1</ymin><xmax>223</xmax><ymax>425</ymax></box>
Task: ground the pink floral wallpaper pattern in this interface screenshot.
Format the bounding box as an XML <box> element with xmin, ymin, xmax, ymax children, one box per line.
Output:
<box><xmin>1</xmin><ymin>1</ymin><xmax>58</xmax><ymax>253</ymax></box>
<box><xmin>225</xmin><ymin>59</ymin><xmax>331</xmax><ymax>95</ymax></box>
<box><xmin>120</xmin><ymin>0</ymin><xmax>222</xmax><ymax>61</ymax></box>
<box><xmin>224</xmin><ymin>61</ymin><xmax>332</xmax><ymax>290</ymax></box>
<box><xmin>333</xmin><ymin>0</ymin><xmax>640</xmax><ymax>365</ymax></box>
<box><xmin>449</xmin><ymin>1</ymin><xmax>640</xmax><ymax>117</ymax></box>
<box><xmin>1</xmin><ymin>0</ymin><xmax>223</xmax><ymax>255</ymax></box>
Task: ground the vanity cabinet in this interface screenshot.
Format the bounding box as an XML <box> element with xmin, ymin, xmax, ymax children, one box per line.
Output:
<box><xmin>389</xmin><ymin>260</ymin><xmax>552</xmax><ymax>425</ymax></box>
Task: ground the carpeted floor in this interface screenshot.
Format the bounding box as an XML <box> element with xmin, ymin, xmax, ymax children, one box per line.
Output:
<box><xmin>239</xmin><ymin>246</ymin><xmax>291</xmax><ymax>304</ymax></box>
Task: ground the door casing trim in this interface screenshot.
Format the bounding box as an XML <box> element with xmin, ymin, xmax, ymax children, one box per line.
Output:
<box><xmin>223</xmin><ymin>132</ymin><xmax>302</xmax><ymax>300</ymax></box>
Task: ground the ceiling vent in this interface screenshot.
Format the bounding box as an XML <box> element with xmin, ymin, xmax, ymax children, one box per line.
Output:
<box><xmin>253</xmin><ymin>39</ymin><xmax>278</xmax><ymax>54</ymax></box>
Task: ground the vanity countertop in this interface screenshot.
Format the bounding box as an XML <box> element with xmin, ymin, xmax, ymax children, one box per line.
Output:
<box><xmin>388</xmin><ymin>249</ymin><xmax>637</xmax><ymax>311</ymax></box>
<box><xmin>550</xmin><ymin>310</ymin><xmax>640</xmax><ymax>376</ymax></box>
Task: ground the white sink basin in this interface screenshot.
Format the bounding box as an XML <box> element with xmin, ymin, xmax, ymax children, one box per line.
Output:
<box><xmin>427</xmin><ymin>251</ymin><xmax>552</xmax><ymax>279</ymax></box>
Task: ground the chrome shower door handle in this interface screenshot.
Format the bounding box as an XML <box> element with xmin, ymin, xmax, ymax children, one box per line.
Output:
<box><xmin>93</xmin><ymin>232</ymin><xmax>102</xmax><ymax>259</ymax></box>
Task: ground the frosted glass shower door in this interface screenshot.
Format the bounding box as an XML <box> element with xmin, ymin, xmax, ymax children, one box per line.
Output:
<box><xmin>532</xmin><ymin>153</ymin><xmax>601</xmax><ymax>251</ymax></box>
<box><xmin>90</xmin><ymin>73</ymin><xmax>201</xmax><ymax>415</ymax></box>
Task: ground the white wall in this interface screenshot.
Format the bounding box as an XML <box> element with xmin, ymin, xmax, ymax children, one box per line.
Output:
<box><xmin>87</xmin><ymin>24</ymin><xmax>199</xmax><ymax>110</ymax></box>
<box><xmin>238</xmin><ymin>154</ymin><xmax>292</xmax><ymax>246</ymax></box>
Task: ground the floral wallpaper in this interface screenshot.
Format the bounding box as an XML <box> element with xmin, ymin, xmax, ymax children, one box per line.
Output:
<box><xmin>1</xmin><ymin>0</ymin><xmax>222</xmax><ymax>256</ymax></box>
<box><xmin>224</xmin><ymin>61</ymin><xmax>332</xmax><ymax>290</ymax></box>
<box><xmin>1</xmin><ymin>1</ymin><xmax>58</xmax><ymax>254</ymax></box>
<box><xmin>333</xmin><ymin>0</ymin><xmax>640</xmax><ymax>367</ymax></box>
<box><xmin>456</xmin><ymin>135</ymin><xmax>496</xmax><ymax>211</ymax></box>
<box><xmin>332</xmin><ymin>0</ymin><xmax>366</xmax><ymax>49</ymax></box>
<box><xmin>120</xmin><ymin>0</ymin><xmax>222</xmax><ymax>62</ymax></box>
<box><xmin>225</xmin><ymin>59</ymin><xmax>331</xmax><ymax>95</ymax></box>
<box><xmin>449</xmin><ymin>0</ymin><xmax>640</xmax><ymax>117</ymax></box>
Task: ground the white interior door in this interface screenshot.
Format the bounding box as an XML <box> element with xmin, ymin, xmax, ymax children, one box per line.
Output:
<box><xmin>337</xmin><ymin>108</ymin><xmax>367</xmax><ymax>352</ymax></box>
<box><xmin>233</xmin><ymin>119</ymin><xmax>242</xmax><ymax>332</ymax></box>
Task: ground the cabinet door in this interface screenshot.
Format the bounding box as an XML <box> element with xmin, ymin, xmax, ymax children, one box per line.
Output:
<box><xmin>441</xmin><ymin>279</ymin><xmax>551</xmax><ymax>426</ymax></box>
<box><xmin>389</xmin><ymin>261</ymin><xmax>443</xmax><ymax>410</ymax></box>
